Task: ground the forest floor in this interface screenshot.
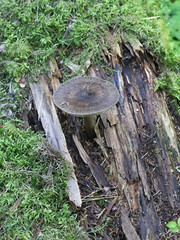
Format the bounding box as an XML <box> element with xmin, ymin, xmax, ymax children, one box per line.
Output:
<box><xmin>0</xmin><ymin>1</ymin><xmax>180</xmax><ymax>239</ymax></box>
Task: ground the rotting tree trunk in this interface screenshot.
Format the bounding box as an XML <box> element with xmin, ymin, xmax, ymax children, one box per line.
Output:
<box><xmin>28</xmin><ymin>34</ymin><xmax>179</xmax><ymax>238</ymax></box>
<box><xmin>89</xmin><ymin>34</ymin><xmax>179</xmax><ymax>240</ymax></box>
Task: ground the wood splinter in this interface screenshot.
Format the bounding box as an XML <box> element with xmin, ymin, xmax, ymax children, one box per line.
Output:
<box><xmin>73</xmin><ymin>134</ymin><xmax>109</xmax><ymax>189</ymax></box>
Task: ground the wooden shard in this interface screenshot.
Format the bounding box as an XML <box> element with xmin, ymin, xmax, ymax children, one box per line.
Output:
<box><xmin>73</xmin><ymin>134</ymin><xmax>109</xmax><ymax>189</ymax></box>
<box><xmin>30</xmin><ymin>60</ymin><xmax>82</xmax><ymax>207</ymax></box>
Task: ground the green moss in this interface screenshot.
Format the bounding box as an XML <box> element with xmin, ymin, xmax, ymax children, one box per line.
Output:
<box><xmin>0</xmin><ymin>0</ymin><xmax>179</xmax><ymax>74</ymax></box>
<box><xmin>155</xmin><ymin>71</ymin><xmax>180</xmax><ymax>112</ymax></box>
<box><xmin>0</xmin><ymin>122</ymin><xmax>88</xmax><ymax>239</ymax></box>
<box><xmin>0</xmin><ymin>1</ymin><xmax>179</xmax><ymax>110</ymax></box>
<box><xmin>158</xmin><ymin>123</ymin><xmax>179</xmax><ymax>165</ymax></box>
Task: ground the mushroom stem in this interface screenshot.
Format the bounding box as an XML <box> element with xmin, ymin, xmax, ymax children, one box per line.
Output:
<box><xmin>84</xmin><ymin>116</ymin><xmax>96</xmax><ymax>139</ymax></box>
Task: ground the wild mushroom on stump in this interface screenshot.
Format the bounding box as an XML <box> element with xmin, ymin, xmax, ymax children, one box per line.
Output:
<box><xmin>53</xmin><ymin>76</ymin><xmax>119</xmax><ymax>139</ymax></box>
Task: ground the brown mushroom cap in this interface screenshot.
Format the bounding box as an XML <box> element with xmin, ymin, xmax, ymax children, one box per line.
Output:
<box><xmin>53</xmin><ymin>76</ymin><xmax>119</xmax><ymax>117</ymax></box>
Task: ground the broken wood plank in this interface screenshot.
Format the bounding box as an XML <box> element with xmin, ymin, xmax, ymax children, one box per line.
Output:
<box><xmin>30</xmin><ymin>61</ymin><xmax>82</xmax><ymax>207</ymax></box>
<box><xmin>73</xmin><ymin>134</ymin><xmax>109</xmax><ymax>189</ymax></box>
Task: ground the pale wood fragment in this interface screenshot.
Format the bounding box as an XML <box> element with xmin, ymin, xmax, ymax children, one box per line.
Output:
<box><xmin>30</xmin><ymin>66</ymin><xmax>82</xmax><ymax>207</ymax></box>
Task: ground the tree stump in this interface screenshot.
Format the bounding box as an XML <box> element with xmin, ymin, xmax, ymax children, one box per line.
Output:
<box><xmin>89</xmin><ymin>34</ymin><xmax>180</xmax><ymax>239</ymax></box>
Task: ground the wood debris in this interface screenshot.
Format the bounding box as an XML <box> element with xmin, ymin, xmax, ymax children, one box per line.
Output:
<box><xmin>73</xmin><ymin>134</ymin><xmax>109</xmax><ymax>189</ymax></box>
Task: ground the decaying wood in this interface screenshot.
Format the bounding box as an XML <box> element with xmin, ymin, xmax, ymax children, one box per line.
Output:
<box><xmin>30</xmin><ymin>59</ymin><xmax>82</xmax><ymax>207</ymax></box>
<box><xmin>28</xmin><ymin>33</ymin><xmax>179</xmax><ymax>238</ymax></box>
<box><xmin>89</xmin><ymin>33</ymin><xmax>180</xmax><ymax>239</ymax></box>
<box><xmin>73</xmin><ymin>134</ymin><xmax>109</xmax><ymax>189</ymax></box>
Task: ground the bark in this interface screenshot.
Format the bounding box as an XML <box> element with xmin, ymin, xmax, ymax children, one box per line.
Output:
<box><xmin>89</xmin><ymin>34</ymin><xmax>180</xmax><ymax>239</ymax></box>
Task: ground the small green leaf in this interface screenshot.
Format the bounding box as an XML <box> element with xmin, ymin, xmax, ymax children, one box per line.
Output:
<box><xmin>177</xmin><ymin>217</ymin><xmax>180</xmax><ymax>226</ymax></box>
<box><xmin>166</xmin><ymin>221</ymin><xmax>177</xmax><ymax>228</ymax></box>
<box><xmin>170</xmin><ymin>227</ymin><xmax>180</xmax><ymax>233</ymax></box>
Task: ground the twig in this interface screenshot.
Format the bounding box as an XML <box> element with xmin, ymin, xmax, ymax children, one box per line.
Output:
<box><xmin>82</xmin><ymin>195</ymin><xmax>117</xmax><ymax>202</ymax></box>
<box><xmin>144</xmin><ymin>16</ymin><xmax>160</xmax><ymax>20</ymax></box>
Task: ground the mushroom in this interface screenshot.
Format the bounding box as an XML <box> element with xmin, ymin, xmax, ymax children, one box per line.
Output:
<box><xmin>53</xmin><ymin>76</ymin><xmax>119</xmax><ymax>138</ymax></box>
